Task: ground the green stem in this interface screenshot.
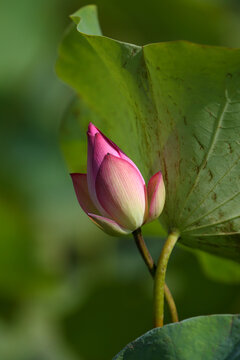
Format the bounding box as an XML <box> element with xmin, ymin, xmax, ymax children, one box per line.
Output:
<box><xmin>154</xmin><ymin>230</ymin><xmax>180</xmax><ymax>327</ymax></box>
<box><xmin>132</xmin><ymin>228</ymin><xmax>155</xmax><ymax>277</ymax></box>
<box><xmin>132</xmin><ymin>228</ymin><xmax>179</xmax><ymax>324</ymax></box>
<box><xmin>164</xmin><ymin>283</ymin><xmax>179</xmax><ymax>323</ymax></box>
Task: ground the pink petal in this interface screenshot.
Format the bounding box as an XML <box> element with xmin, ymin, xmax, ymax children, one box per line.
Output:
<box><xmin>87</xmin><ymin>122</ymin><xmax>99</xmax><ymax>137</ymax></box>
<box><xmin>92</xmin><ymin>133</ymin><xmax>119</xmax><ymax>180</ymax></box>
<box><xmin>88</xmin><ymin>123</ymin><xmax>144</xmax><ymax>183</ymax></box>
<box><xmin>146</xmin><ymin>171</ymin><xmax>165</xmax><ymax>223</ymax></box>
<box><xmin>95</xmin><ymin>154</ymin><xmax>147</xmax><ymax>231</ymax></box>
<box><xmin>87</xmin><ymin>123</ymin><xmax>101</xmax><ymax>200</ymax></box>
<box><xmin>70</xmin><ymin>173</ymin><xmax>100</xmax><ymax>215</ymax></box>
<box><xmin>88</xmin><ymin>213</ymin><xmax>131</xmax><ymax>236</ymax></box>
<box><xmin>87</xmin><ymin>127</ymin><xmax>119</xmax><ymax>212</ymax></box>
<box><xmin>86</xmin><ymin>123</ymin><xmax>145</xmax><ymax>214</ymax></box>
<box><xmin>87</xmin><ymin>132</ymin><xmax>99</xmax><ymax>207</ymax></box>
<box><xmin>118</xmin><ymin>151</ymin><xmax>145</xmax><ymax>184</ymax></box>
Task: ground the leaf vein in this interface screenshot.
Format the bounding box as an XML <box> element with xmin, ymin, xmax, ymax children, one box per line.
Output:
<box><xmin>178</xmin><ymin>94</ymin><xmax>230</xmax><ymax>227</ymax></box>
<box><xmin>183</xmin><ymin>189</ymin><xmax>240</xmax><ymax>231</ymax></box>
<box><xmin>180</xmin><ymin>156</ymin><xmax>240</xmax><ymax>228</ymax></box>
<box><xmin>182</xmin><ymin>214</ymin><xmax>240</xmax><ymax>233</ymax></box>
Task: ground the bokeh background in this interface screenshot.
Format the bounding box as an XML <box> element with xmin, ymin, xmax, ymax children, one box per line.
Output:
<box><xmin>1</xmin><ymin>0</ymin><xmax>240</xmax><ymax>359</ymax></box>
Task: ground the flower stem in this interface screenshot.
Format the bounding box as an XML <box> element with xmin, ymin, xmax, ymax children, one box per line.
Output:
<box><xmin>154</xmin><ymin>230</ymin><xmax>180</xmax><ymax>327</ymax></box>
<box><xmin>132</xmin><ymin>228</ymin><xmax>155</xmax><ymax>277</ymax></box>
<box><xmin>132</xmin><ymin>228</ymin><xmax>178</xmax><ymax>324</ymax></box>
<box><xmin>163</xmin><ymin>283</ymin><xmax>179</xmax><ymax>323</ymax></box>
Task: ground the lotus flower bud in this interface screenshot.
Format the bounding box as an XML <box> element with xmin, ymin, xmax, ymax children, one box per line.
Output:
<box><xmin>71</xmin><ymin>123</ymin><xmax>165</xmax><ymax>236</ymax></box>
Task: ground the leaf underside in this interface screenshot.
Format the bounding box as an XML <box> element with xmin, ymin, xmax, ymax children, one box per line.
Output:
<box><xmin>113</xmin><ymin>315</ymin><xmax>240</xmax><ymax>360</ymax></box>
<box><xmin>57</xmin><ymin>5</ymin><xmax>240</xmax><ymax>261</ymax></box>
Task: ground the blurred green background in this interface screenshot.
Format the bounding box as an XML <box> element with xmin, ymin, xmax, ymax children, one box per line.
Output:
<box><xmin>1</xmin><ymin>0</ymin><xmax>240</xmax><ymax>359</ymax></box>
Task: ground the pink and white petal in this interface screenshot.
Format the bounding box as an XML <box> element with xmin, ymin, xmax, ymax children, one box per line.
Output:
<box><xmin>87</xmin><ymin>123</ymin><xmax>103</xmax><ymax>197</ymax></box>
<box><xmin>89</xmin><ymin>123</ymin><xmax>145</xmax><ymax>184</ymax></box>
<box><xmin>88</xmin><ymin>213</ymin><xmax>131</xmax><ymax>236</ymax></box>
<box><xmin>146</xmin><ymin>171</ymin><xmax>165</xmax><ymax>223</ymax></box>
<box><xmin>101</xmin><ymin>131</ymin><xmax>145</xmax><ymax>185</ymax></box>
<box><xmin>92</xmin><ymin>133</ymin><xmax>119</xmax><ymax>181</ymax></box>
<box><xmin>87</xmin><ymin>131</ymin><xmax>119</xmax><ymax>214</ymax></box>
<box><xmin>88</xmin><ymin>123</ymin><xmax>120</xmax><ymax>180</ymax></box>
<box><xmin>118</xmin><ymin>151</ymin><xmax>145</xmax><ymax>184</ymax></box>
<box><xmin>87</xmin><ymin>133</ymin><xmax>107</xmax><ymax>215</ymax></box>
<box><xmin>70</xmin><ymin>173</ymin><xmax>100</xmax><ymax>215</ymax></box>
<box><xmin>95</xmin><ymin>154</ymin><xmax>147</xmax><ymax>231</ymax></box>
<box><xmin>87</xmin><ymin>134</ymin><xmax>114</xmax><ymax>216</ymax></box>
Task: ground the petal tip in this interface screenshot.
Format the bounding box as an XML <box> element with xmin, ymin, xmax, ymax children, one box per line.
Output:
<box><xmin>152</xmin><ymin>171</ymin><xmax>163</xmax><ymax>181</ymax></box>
<box><xmin>88</xmin><ymin>122</ymin><xmax>99</xmax><ymax>136</ymax></box>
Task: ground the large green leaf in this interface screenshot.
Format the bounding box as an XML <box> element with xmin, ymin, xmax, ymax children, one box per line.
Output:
<box><xmin>56</xmin><ymin>5</ymin><xmax>240</xmax><ymax>260</ymax></box>
<box><xmin>113</xmin><ymin>315</ymin><xmax>240</xmax><ymax>359</ymax></box>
